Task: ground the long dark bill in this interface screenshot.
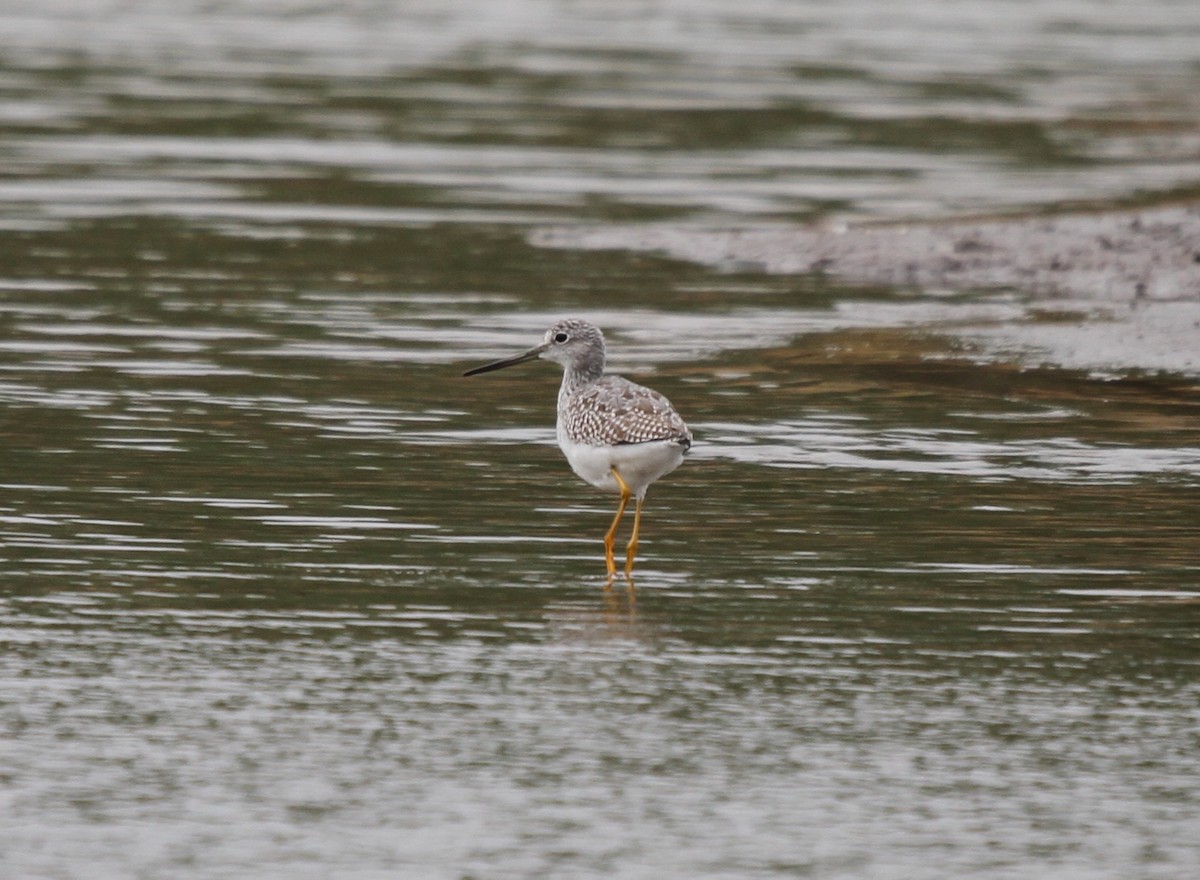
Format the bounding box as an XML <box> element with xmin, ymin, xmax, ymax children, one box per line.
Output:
<box><xmin>462</xmin><ymin>346</ymin><xmax>544</xmax><ymax>377</ymax></box>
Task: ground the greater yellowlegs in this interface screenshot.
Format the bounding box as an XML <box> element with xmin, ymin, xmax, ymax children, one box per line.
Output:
<box><xmin>464</xmin><ymin>318</ymin><xmax>692</xmax><ymax>578</ymax></box>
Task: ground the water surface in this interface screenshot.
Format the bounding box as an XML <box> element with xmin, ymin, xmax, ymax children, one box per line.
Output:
<box><xmin>1</xmin><ymin>2</ymin><xmax>1199</xmax><ymax>878</ymax></box>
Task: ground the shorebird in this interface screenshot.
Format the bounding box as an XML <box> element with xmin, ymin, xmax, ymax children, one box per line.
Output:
<box><xmin>463</xmin><ymin>319</ymin><xmax>692</xmax><ymax>578</ymax></box>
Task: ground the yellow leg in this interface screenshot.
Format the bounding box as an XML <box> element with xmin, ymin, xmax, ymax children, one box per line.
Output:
<box><xmin>604</xmin><ymin>467</ymin><xmax>632</xmax><ymax>578</ymax></box>
<box><xmin>624</xmin><ymin>497</ymin><xmax>644</xmax><ymax>578</ymax></box>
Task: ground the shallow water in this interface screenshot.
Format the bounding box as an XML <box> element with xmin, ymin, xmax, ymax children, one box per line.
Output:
<box><xmin>2</xmin><ymin>2</ymin><xmax>1199</xmax><ymax>878</ymax></box>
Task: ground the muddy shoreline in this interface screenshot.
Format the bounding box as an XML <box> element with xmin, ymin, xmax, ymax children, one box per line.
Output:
<box><xmin>531</xmin><ymin>202</ymin><xmax>1200</xmax><ymax>375</ymax></box>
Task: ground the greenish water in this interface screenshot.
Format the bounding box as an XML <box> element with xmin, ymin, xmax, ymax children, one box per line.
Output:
<box><xmin>2</xmin><ymin>2</ymin><xmax>1199</xmax><ymax>878</ymax></box>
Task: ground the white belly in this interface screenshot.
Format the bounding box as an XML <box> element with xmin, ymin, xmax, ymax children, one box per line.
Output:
<box><xmin>557</xmin><ymin>430</ymin><xmax>687</xmax><ymax>499</ymax></box>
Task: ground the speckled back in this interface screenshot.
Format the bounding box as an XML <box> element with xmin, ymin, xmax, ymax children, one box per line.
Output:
<box><xmin>559</xmin><ymin>375</ymin><xmax>692</xmax><ymax>448</ymax></box>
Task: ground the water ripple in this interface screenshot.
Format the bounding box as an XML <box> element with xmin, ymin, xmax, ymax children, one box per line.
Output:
<box><xmin>698</xmin><ymin>419</ymin><xmax>1200</xmax><ymax>483</ymax></box>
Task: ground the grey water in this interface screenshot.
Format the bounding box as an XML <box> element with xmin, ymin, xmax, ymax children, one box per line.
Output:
<box><xmin>1</xmin><ymin>2</ymin><xmax>1199</xmax><ymax>878</ymax></box>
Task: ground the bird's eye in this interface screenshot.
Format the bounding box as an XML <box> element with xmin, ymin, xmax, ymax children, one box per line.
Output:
<box><xmin>554</xmin><ymin>332</ymin><xmax>569</xmax><ymax>343</ymax></box>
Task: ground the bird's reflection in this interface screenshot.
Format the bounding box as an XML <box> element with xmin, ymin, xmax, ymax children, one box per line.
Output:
<box><xmin>542</xmin><ymin>575</ymin><xmax>648</xmax><ymax>642</ymax></box>
<box><xmin>602</xmin><ymin>574</ymin><xmax>638</xmax><ymax>620</ymax></box>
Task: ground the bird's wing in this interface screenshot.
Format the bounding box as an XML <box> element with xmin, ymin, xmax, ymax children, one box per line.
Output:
<box><xmin>563</xmin><ymin>376</ymin><xmax>691</xmax><ymax>447</ymax></box>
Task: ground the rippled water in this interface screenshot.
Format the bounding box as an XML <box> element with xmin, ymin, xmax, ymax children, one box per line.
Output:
<box><xmin>2</xmin><ymin>2</ymin><xmax>1199</xmax><ymax>878</ymax></box>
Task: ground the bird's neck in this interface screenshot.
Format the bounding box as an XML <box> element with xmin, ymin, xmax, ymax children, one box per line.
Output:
<box><xmin>558</xmin><ymin>364</ymin><xmax>603</xmax><ymax>404</ymax></box>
